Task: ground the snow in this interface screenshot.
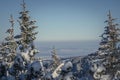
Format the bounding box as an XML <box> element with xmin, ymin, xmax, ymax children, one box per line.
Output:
<box><xmin>30</xmin><ymin>61</ymin><xmax>42</xmax><ymax>72</ymax></box>
<box><xmin>20</xmin><ymin>51</ymin><xmax>30</xmax><ymax>61</ymax></box>
<box><xmin>52</xmin><ymin>62</ymin><xmax>64</xmax><ymax>78</ymax></box>
<box><xmin>62</xmin><ymin>61</ymin><xmax>73</xmax><ymax>70</ymax></box>
<box><xmin>29</xmin><ymin>49</ymin><xmax>40</xmax><ymax>57</ymax></box>
<box><xmin>0</xmin><ymin>47</ymin><xmax>120</xmax><ymax>80</ymax></box>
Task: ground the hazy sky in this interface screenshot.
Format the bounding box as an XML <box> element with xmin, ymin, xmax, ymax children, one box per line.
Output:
<box><xmin>0</xmin><ymin>0</ymin><xmax>120</xmax><ymax>41</ymax></box>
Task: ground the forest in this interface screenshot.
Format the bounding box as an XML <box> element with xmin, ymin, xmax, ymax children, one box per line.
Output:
<box><xmin>0</xmin><ymin>0</ymin><xmax>120</xmax><ymax>80</ymax></box>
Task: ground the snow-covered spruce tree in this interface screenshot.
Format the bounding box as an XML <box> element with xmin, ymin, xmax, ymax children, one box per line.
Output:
<box><xmin>7</xmin><ymin>1</ymin><xmax>41</xmax><ymax>80</ymax></box>
<box><xmin>15</xmin><ymin>0</ymin><xmax>38</xmax><ymax>52</ymax></box>
<box><xmin>86</xmin><ymin>11</ymin><xmax>120</xmax><ymax>80</ymax></box>
<box><xmin>95</xmin><ymin>11</ymin><xmax>120</xmax><ymax>79</ymax></box>
<box><xmin>99</xmin><ymin>11</ymin><xmax>120</xmax><ymax>56</ymax></box>
<box><xmin>51</xmin><ymin>46</ymin><xmax>61</xmax><ymax>70</ymax></box>
<box><xmin>0</xmin><ymin>15</ymin><xmax>17</xmax><ymax>60</ymax></box>
<box><xmin>0</xmin><ymin>15</ymin><xmax>18</xmax><ymax>80</ymax></box>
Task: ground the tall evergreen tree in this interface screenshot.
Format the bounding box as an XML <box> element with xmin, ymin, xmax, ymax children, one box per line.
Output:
<box><xmin>15</xmin><ymin>0</ymin><xmax>38</xmax><ymax>52</ymax></box>
<box><xmin>99</xmin><ymin>11</ymin><xmax>120</xmax><ymax>55</ymax></box>
<box><xmin>0</xmin><ymin>15</ymin><xmax>17</xmax><ymax>57</ymax></box>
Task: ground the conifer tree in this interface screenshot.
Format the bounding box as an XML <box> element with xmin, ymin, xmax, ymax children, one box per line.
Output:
<box><xmin>0</xmin><ymin>15</ymin><xmax>17</xmax><ymax>57</ymax></box>
<box><xmin>99</xmin><ymin>11</ymin><xmax>120</xmax><ymax>55</ymax></box>
<box><xmin>51</xmin><ymin>46</ymin><xmax>61</xmax><ymax>69</ymax></box>
<box><xmin>15</xmin><ymin>0</ymin><xmax>38</xmax><ymax>52</ymax></box>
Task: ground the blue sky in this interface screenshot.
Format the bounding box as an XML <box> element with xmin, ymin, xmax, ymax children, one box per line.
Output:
<box><xmin>0</xmin><ymin>0</ymin><xmax>120</xmax><ymax>42</ymax></box>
